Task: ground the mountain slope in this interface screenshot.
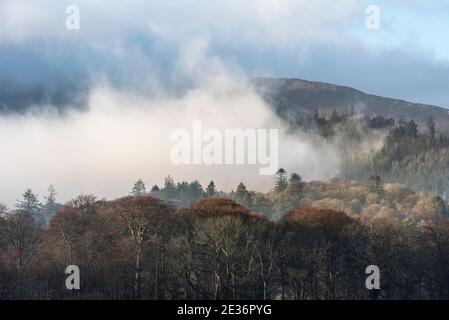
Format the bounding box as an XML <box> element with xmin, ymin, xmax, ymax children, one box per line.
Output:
<box><xmin>253</xmin><ymin>77</ymin><xmax>449</xmax><ymax>134</ymax></box>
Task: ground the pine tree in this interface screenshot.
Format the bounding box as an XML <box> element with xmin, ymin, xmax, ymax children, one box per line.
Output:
<box><xmin>40</xmin><ymin>185</ymin><xmax>59</xmax><ymax>225</ymax></box>
<box><xmin>206</xmin><ymin>181</ymin><xmax>217</xmax><ymax>197</ymax></box>
<box><xmin>16</xmin><ymin>189</ymin><xmax>42</xmax><ymax>223</ymax></box>
<box><xmin>189</xmin><ymin>180</ymin><xmax>204</xmax><ymax>203</ymax></box>
<box><xmin>16</xmin><ymin>189</ymin><xmax>40</xmax><ymax>213</ymax></box>
<box><xmin>274</xmin><ymin>173</ymin><xmax>306</xmax><ymax>219</ymax></box>
<box><xmin>236</xmin><ymin>182</ymin><xmax>251</xmax><ymax>208</ymax></box>
<box><xmin>427</xmin><ymin>116</ymin><xmax>436</xmax><ymax>145</ymax></box>
<box><xmin>44</xmin><ymin>185</ymin><xmax>57</xmax><ymax>208</ymax></box>
<box><xmin>406</xmin><ymin>119</ymin><xmax>418</xmax><ymax>138</ymax></box>
<box><xmin>368</xmin><ymin>175</ymin><xmax>385</xmax><ymax>197</ymax></box>
<box><xmin>286</xmin><ymin>173</ymin><xmax>306</xmax><ymax>208</ymax></box>
<box><xmin>161</xmin><ymin>175</ymin><xmax>178</xmax><ymax>200</ymax></box>
<box><xmin>275</xmin><ymin>168</ymin><xmax>288</xmax><ymax>192</ymax></box>
<box><xmin>177</xmin><ymin>181</ymin><xmax>191</xmax><ymax>205</ymax></box>
<box><xmin>289</xmin><ymin>173</ymin><xmax>304</xmax><ymax>190</ymax></box>
<box><xmin>131</xmin><ymin>179</ymin><xmax>146</xmax><ymax>195</ymax></box>
<box><xmin>151</xmin><ymin>185</ymin><xmax>160</xmax><ymax>192</ymax></box>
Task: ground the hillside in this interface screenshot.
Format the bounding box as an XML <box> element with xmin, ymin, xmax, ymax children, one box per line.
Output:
<box><xmin>253</xmin><ymin>77</ymin><xmax>449</xmax><ymax>134</ymax></box>
<box><xmin>3</xmin><ymin>190</ymin><xmax>449</xmax><ymax>300</ymax></box>
<box><xmin>299</xmin><ymin>177</ymin><xmax>447</xmax><ymax>224</ymax></box>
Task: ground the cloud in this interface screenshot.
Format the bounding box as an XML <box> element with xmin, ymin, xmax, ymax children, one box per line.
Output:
<box><xmin>1</xmin><ymin>0</ymin><xmax>448</xmax><ymax>111</ymax></box>
<box><xmin>0</xmin><ymin>1</ymin><xmax>448</xmax><ymax>207</ymax></box>
<box><xmin>0</xmin><ymin>0</ymin><xmax>50</xmax><ymax>43</ymax></box>
<box><xmin>0</xmin><ymin>80</ymin><xmax>341</xmax><ymax>207</ymax></box>
<box><xmin>0</xmin><ymin>0</ymin><xmax>359</xmax><ymax>44</ymax></box>
<box><xmin>0</xmin><ymin>41</ymin><xmax>343</xmax><ymax>207</ymax></box>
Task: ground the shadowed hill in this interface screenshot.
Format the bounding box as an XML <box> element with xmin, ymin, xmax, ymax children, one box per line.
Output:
<box><xmin>253</xmin><ymin>77</ymin><xmax>449</xmax><ymax>134</ymax></box>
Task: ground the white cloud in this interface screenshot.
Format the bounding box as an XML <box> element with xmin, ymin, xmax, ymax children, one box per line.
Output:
<box><xmin>0</xmin><ymin>42</ymin><xmax>341</xmax><ymax>206</ymax></box>
<box><xmin>0</xmin><ymin>0</ymin><xmax>50</xmax><ymax>43</ymax></box>
<box><xmin>1</xmin><ymin>0</ymin><xmax>448</xmax><ymax>208</ymax></box>
<box><xmin>0</xmin><ymin>0</ymin><xmax>360</xmax><ymax>48</ymax></box>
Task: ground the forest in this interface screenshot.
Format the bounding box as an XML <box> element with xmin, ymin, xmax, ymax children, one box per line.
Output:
<box><xmin>1</xmin><ymin>168</ymin><xmax>449</xmax><ymax>299</ymax></box>
<box><xmin>2</xmin><ymin>0</ymin><xmax>449</xmax><ymax>304</ymax></box>
<box><xmin>288</xmin><ymin>110</ymin><xmax>449</xmax><ymax>197</ymax></box>
<box><xmin>2</xmin><ymin>111</ymin><xmax>449</xmax><ymax>300</ymax></box>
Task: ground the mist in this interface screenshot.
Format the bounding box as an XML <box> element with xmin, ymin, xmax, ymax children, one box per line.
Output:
<box><xmin>0</xmin><ymin>60</ymin><xmax>345</xmax><ymax>207</ymax></box>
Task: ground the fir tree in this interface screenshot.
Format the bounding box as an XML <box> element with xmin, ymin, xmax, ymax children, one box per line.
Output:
<box><xmin>16</xmin><ymin>189</ymin><xmax>40</xmax><ymax>213</ymax></box>
<box><xmin>189</xmin><ymin>180</ymin><xmax>204</xmax><ymax>203</ymax></box>
<box><xmin>16</xmin><ymin>189</ymin><xmax>43</xmax><ymax>223</ymax></box>
<box><xmin>275</xmin><ymin>168</ymin><xmax>288</xmax><ymax>192</ymax></box>
<box><xmin>286</xmin><ymin>173</ymin><xmax>306</xmax><ymax>208</ymax></box>
<box><xmin>41</xmin><ymin>185</ymin><xmax>59</xmax><ymax>225</ymax></box>
<box><xmin>161</xmin><ymin>175</ymin><xmax>178</xmax><ymax>201</ymax></box>
<box><xmin>427</xmin><ymin>116</ymin><xmax>436</xmax><ymax>145</ymax></box>
<box><xmin>368</xmin><ymin>175</ymin><xmax>385</xmax><ymax>197</ymax></box>
<box><xmin>44</xmin><ymin>185</ymin><xmax>57</xmax><ymax>208</ymax></box>
<box><xmin>236</xmin><ymin>182</ymin><xmax>251</xmax><ymax>207</ymax></box>
<box><xmin>131</xmin><ymin>179</ymin><xmax>146</xmax><ymax>195</ymax></box>
<box><xmin>206</xmin><ymin>181</ymin><xmax>217</xmax><ymax>197</ymax></box>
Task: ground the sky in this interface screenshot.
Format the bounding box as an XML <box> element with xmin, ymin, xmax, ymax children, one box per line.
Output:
<box><xmin>0</xmin><ymin>0</ymin><xmax>449</xmax><ymax>206</ymax></box>
<box><xmin>1</xmin><ymin>0</ymin><xmax>449</xmax><ymax>109</ymax></box>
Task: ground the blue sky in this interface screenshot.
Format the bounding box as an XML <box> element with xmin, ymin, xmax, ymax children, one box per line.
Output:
<box><xmin>1</xmin><ymin>0</ymin><xmax>449</xmax><ymax>109</ymax></box>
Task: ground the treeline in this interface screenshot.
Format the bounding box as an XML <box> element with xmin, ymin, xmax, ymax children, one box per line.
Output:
<box><xmin>287</xmin><ymin>109</ymin><xmax>395</xmax><ymax>139</ymax></box>
<box><xmin>1</xmin><ymin>195</ymin><xmax>449</xmax><ymax>300</ymax></box>
<box><xmin>341</xmin><ymin>115</ymin><xmax>449</xmax><ymax>197</ymax></box>
<box><xmin>288</xmin><ymin>110</ymin><xmax>449</xmax><ymax>198</ymax></box>
<box><xmin>127</xmin><ymin>170</ymin><xmax>305</xmax><ymax>220</ymax></box>
<box><xmin>2</xmin><ymin>186</ymin><xmax>62</xmax><ymax>227</ymax></box>
<box><xmin>6</xmin><ymin>167</ymin><xmax>447</xmax><ymax>230</ymax></box>
<box><xmin>146</xmin><ymin>170</ymin><xmax>449</xmax><ymax>224</ymax></box>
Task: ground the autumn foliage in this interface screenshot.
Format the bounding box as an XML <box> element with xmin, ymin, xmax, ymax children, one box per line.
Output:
<box><xmin>1</xmin><ymin>194</ymin><xmax>449</xmax><ymax>299</ymax></box>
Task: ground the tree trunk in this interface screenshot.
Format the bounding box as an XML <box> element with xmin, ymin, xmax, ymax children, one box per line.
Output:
<box><xmin>134</xmin><ymin>240</ymin><xmax>142</xmax><ymax>299</ymax></box>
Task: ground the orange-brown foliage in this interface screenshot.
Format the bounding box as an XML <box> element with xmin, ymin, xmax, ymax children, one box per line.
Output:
<box><xmin>281</xmin><ymin>207</ymin><xmax>357</xmax><ymax>229</ymax></box>
<box><xmin>179</xmin><ymin>197</ymin><xmax>267</xmax><ymax>221</ymax></box>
